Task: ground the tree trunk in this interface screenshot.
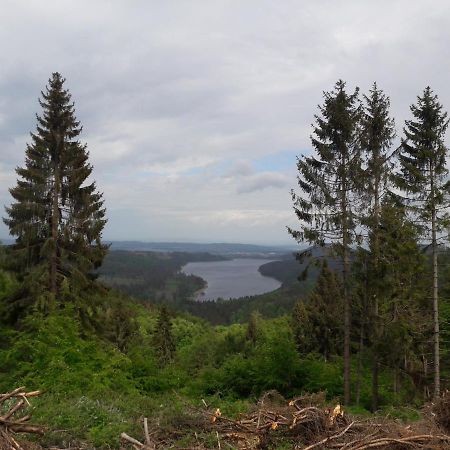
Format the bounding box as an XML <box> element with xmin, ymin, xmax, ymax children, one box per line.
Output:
<box><xmin>393</xmin><ymin>368</ymin><xmax>399</xmax><ymax>395</ymax></box>
<box><xmin>423</xmin><ymin>354</ymin><xmax>430</xmax><ymax>400</ymax></box>
<box><xmin>50</xmin><ymin>134</ymin><xmax>61</xmax><ymax>297</ymax></box>
<box><xmin>343</xmin><ymin>215</ymin><xmax>351</xmax><ymax>405</ymax></box>
<box><xmin>371</xmin><ymin>168</ymin><xmax>381</xmax><ymax>411</ymax></box>
<box><xmin>50</xmin><ymin>169</ymin><xmax>59</xmax><ymax>296</ymax></box>
<box><xmin>430</xmin><ymin>164</ymin><xmax>440</xmax><ymax>400</ymax></box>
<box><xmin>371</xmin><ymin>355</ymin><xmax>379</xmax><ymax>411</ymax></box>
<box><xmin>343</xmin><ymin>255</ymin><xmax>351</xmax><ymax>405</ymax></box>
<box><xmin>356</xmin><ymin>322</ymin><xmax>364</xmax><ymax>406</ymax></box>
<box><xmin>432</xmin><ymin>208</ymin><xmax>440</xmax><ymax>398</ymax></box>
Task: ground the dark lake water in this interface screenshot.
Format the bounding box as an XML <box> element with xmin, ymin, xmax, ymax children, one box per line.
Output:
<box><xmin>181</xmin><ymin>258</ymin><xmax>282</xmax><ymax>301</ymax></box>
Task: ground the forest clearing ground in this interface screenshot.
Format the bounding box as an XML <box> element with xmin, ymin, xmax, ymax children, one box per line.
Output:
<box><xmin>4</xmin><ymin>388</ymin><xmax>450</xmax><ymax>449</ymax></box>
<box><xmin>120</xmin><ymin>391</ymin><xmax>450</xmax><ymax>449</ymax></box>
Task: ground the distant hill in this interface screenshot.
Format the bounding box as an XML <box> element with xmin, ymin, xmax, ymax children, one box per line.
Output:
<box><xmin>108</xmin><ymin>241</ymin><xmax>299</xmax><ymax>255</ymax></box>
<box><xmin>1</xmin><ymin>238</ymin><xmax>300</xmax><ymax>255</ymax></box>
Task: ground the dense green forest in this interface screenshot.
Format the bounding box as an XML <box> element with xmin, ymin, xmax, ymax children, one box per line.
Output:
<box><xmin>0</xmin><ymin>74</ymin><xmax>449</xmax><ymax>448</ymax></box>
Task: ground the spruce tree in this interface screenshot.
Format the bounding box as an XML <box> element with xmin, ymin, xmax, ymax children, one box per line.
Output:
<box><xmin>4</xmin><ymin>73</ymin><xmax>107</xmax><ymax>313</ymax></box>
<box><xmin>291</xmin><ymin>300</ymin><xmax>313</xmax><ymax>354</ymax></box>
<box><xmin>152</xmin><ymin>305</ymin><xmax>176</xmax><ymax>366</ymax></box>
<box><xmin>359</xmin><ymin>83</ymin><xmax>396</xmax><ymax>410</ymax></box>
<box><xmin>292</xmin><ymin>261</ymin><xmax>343</xmax><ymax>360</ymax></box>
<box><xmin>395</xmin><ymin>87</ymin><xmax>450</xmax><ymax>398</ymax></box>
<box><xmin>246</xmin><ymin>310</ymin><xmax>261</xmax><ymax>345</ymax></box>
<box><xmin>369</xmin><ymin>199</ymin><xmax>428</xmax><ymax>400</ymax></box>
<box><xmin>289</xmin><ymin>80</ymin><xmax>362</xmax><ymax>404</ymax></box>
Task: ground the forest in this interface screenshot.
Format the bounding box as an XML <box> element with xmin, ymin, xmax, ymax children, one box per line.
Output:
<box><xmin>0</xmin><ymin>73</ymin><xmax>449</xmax><ymax>449</ymax></box>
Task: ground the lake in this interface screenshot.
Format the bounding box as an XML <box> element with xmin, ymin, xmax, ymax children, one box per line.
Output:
<box><xmin>181</xmin><ymin>258</ymin><xmax>282</xmax><ymax>301</ymax></box>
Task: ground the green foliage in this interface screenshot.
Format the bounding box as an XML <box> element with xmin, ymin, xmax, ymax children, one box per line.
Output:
<box><xmin>292</xmin><ymin>262</ymin><xmax>343</xmax><ymax>360</ymax></box>
<box><xmin>395</xmin><ymin>86</ymin><xmax>450</xmax><ymax>398</ymax></box>
<box><xmin>183</xmin><ymin>279</ymin><xmax>315</xmax><ymax>325</ymax></box>
<box><xmin>301</xmin><ymin>357</ymin><xmax>343</xmax><ymax>398</ymax></box>
<box><xmin>152</xmin><ymin>305</ymin><xmax>176</xmax><ymax>366</ymax></box>
<box><xmin>251</xmin><ymin>319</ymin><xmax>303</xmax><ymax>395</ymax></box>
<box><xmin>396</xmin><ymin>86</ymin><xmax>449</xmax><ymax>220</ymax></box>
<box><xmin>290</xmin><ymin>79</ymin><xmax>364</xmax><ymax>404</ymax></box>
<box><xmin>0</xmin><ymin>309</ymin><xmax>133</xmax><ymax>394</ymax></box>
<box><xmin>245</xmin><ymin>310</ymin><xmax>261</xmax><ymax>344</ymax></box>
<box><xmin>352</xmin><ymin>199</ymin><xmax>430</xmax><ymax>409</ymax></box>
<box><xmin>289</xmin><ymin>79</ymin><xmax>362</xmax><ymax>248</ymax></box>
<box><xmin>357</xmin><ymin>83</ymin><xmax>396</xmax><ymax>410</ymax></box>
<box><xmin>0</xmin><ymin>267</ymin><xmax>20</xmax><ymax>322</ymax></box>
<box><xmin>359</xmin><ymin>82</ymin><xmax>395</xmax><ymax>210</ymax></box>
<box><xmin>0</xmin><ymin>274</ymin><xmax>437</xmax><ymax>448</ymax></box>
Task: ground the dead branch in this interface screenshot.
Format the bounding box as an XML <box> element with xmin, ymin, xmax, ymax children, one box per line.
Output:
<box><xmin>0</xmin><ymin>387</ymin><xmax>44</xmax><ymax>450</ymax></box>
<box><xmin>301</xmin><ymin>421</ymin><xmax>355</xmax><ymax>450</ymax></box>
<box><xmin>120</xmin><ymin>418</ymin><xmax>156</xmax><ymax>450</ymax></box>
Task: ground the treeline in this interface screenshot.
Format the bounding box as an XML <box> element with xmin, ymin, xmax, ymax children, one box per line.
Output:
<box><xmin>182</xmin><ymin>278</ymin><xmax>314</xmax><ymax>325</ymax></box>
<box><xmin>289</xmin><ymin>81</ymin><xmax>450</xmax><ymax>409</ymax></box>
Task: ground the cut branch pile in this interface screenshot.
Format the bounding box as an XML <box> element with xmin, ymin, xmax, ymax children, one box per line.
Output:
<box><xmin>0</xmin><ymin>387</ymin><xmax>43</xmax><ymax>450</ymax></box>
<box><xmin>120</xmin><ymin>392</ymin><xmax>450</xmax><ymax>450</ymax></box>
<box><xmin>432</xmin><ymin>389</ymin><xmax>450</xmax><ymax>433</ymax></box>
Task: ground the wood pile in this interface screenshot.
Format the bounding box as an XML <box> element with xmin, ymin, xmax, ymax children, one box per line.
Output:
<box><xmin>206</xmin><ymin>396</ymin><xmax>450</xmax><ymax>449</ymax></box>
<box><xmin>0</xmin><ymin>387</ymin><xmax>43</xmax><ymax>450</ymax></box>
<box><xmin>121</xmin><ymin>392</ymin><xmax>450</xmax><ymax>449</ymax></box>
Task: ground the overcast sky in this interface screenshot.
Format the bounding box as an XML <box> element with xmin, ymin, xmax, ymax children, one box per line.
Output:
<box><xmin>1</xmin><ymin>0</ymin><xmax>450</xmax><ymax>245</ymax></box>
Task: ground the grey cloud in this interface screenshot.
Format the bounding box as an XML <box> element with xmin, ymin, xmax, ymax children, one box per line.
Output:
<box><xmin>224</xmin><ymin>160</ymin><xmax>253</xmax><ymax>177</ymax></box>
<box><xmin>1</xmin><ymin>1</ymin><xmax>450</xmax><ymax>243</ymax></box>
<box><xmin>237</xmin><ymin>172</ymin><xmax>290</xmax><ymax>194</ymax></box>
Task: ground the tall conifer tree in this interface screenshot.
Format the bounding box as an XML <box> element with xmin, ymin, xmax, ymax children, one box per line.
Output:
<box><xmin>152</xmin><ymin>305</ymin><xmax>176</xmax><ymax>366</ymax></box>
<box><xmin>4</xmin><ymin>73</ymin><xmax>107</xmax><ymax>313</ymax></box>
<box><xmin>395</xmin><ymin>87</ymin><xmax>450</xmax><ymax>398</ymax></box>
<box><xmin>359</xmin><ymin>83</ymin><xmax>396</xmax><ymax>410</ymax></box>
<box><xmin>289</xmin><ymin>80</ymin><xmax>362</xmax><ymax>404</ymax></box>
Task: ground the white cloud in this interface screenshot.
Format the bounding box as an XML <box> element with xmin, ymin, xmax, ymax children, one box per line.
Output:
<box><xmin>188</xmin><ymin>209</ymin><xmax>292</xmax><ymax>227</ymax></box>
<box><xmin>225</xmin><ymin>160</ymin><xmax>253</xmax><ymax>177</ymax></box>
